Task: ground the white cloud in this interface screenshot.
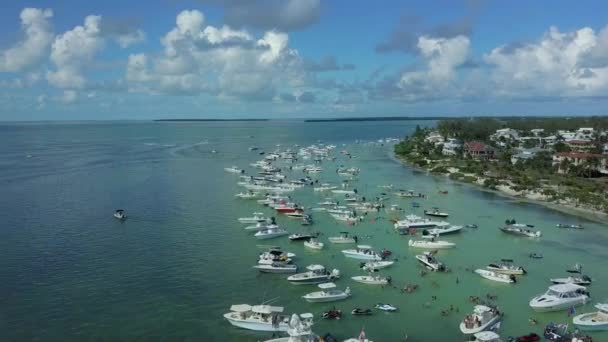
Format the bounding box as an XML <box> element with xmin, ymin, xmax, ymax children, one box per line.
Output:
<box><xmin>60</xmin><ymin>90</ymin><xmax>78</xmax><ymax>103</ymax></box>
<box><xmin>37</xmin><ymin>94</ymin><xmax>47</xmax><ymax>109</ymax></box>
<box><xmin>0</xmin><ymin>8</ymin><xmax>54</xmax><ymax>72</ymax></box>
<box><xmin>115</xmin><ymin>29</ymin><xmax>145</xmax><ymax>48</ymax></box>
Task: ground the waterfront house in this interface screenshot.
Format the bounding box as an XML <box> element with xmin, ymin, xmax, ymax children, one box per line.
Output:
<box><xmin>490</xmin><ymin>128</ymin><xmax>519</xmax><ymax>142</ymax></box>
<box><xmin>557</xmin><ymin>130</ymin><xmax>577</xmax><ymax>141</ymax></box>
<box><xmin>511</xmin><ymin>147</ymin><xmax>548</xmax><ymax>165</ymax></box>
<box><xmin>425</xmin><ymin>131</ymin><xmax>445</xmax><ymax>145</ymax></box>
<box><xmin>575</xmin><ymin>128</ymin><xmax>595</xmax><ymax>140</ymax></box>
<box><xmin>464</xmin><ymin>141</ymin><xmax>495</xmax><ymax>160</ymax></box>
<box><xmin>442</xmin><ymin>138</ymin><xmax>462</xmax><ymax>156</ymax></box>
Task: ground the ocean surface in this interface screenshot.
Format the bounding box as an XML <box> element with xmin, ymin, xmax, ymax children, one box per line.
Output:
<box><xmin>1</xmin><ymin>120</ymin><xmax>607</xmax><ymax>341</ymax></box>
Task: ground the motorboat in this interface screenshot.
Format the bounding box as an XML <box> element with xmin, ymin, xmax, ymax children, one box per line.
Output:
<box><xmin>235</xmin><ymin>191</ymin><xmax>260</xmax><ymax>199</ymax></box>
<box><xmin>301</xmin><ymin>215</ymin><xmax>313</xmax><ymax>226</ymax></box>
<box><xmin>287</xmin><ymin>265</ymin><xmax>340</xmax><ymax>285</ymax></box>
<box><xmin>471</xmin><ymin>331</ymin><xmax>503</xmax><ymax>342</ymax></box>
<box><xmin>289</xmin><ymin>233</ymin><xmax>317</xmax><ymax>241</ymax></box>
<box><xmin>113</xmin><ymin>209</ymin><xmax>127</xmax><ymax>220</ymax></box>
<box><xmin>223</xmin><ymin>304</ymin><xmax>290</xmax><ymax>332</ymax></box>
<box><xmin>286</xmin><ymin>211</ymin><xmax>304</xmax><ymax>218</ymax></box>
<box><xmin>245</xmin><ymin>223</ymin><xmax>279</xmax><ymax>232</ymax></box>
<box><xmin>360</xmin><ymin>261</ymin><xmax>394</xmax><ymax>272</ymax></box>
<box><xmin>408</xmin><ymin>239</ymin><xmax>455</xmax><ymax>249</ymax></box>
<box><xmin>423</xmin><ymin>225</ymin><xmax>463</xmax><ymax>236</ymax></box>
<box><xmin>394</xmin><ymin>215</ymin><xmax>449</xmax><ymax>229</ymax></box>
<box><xmin>374</xmin><ymin>303</ymin><xmax>397</xmax><ymax>312</ymax></box>
<box><xmin>424</xmin><ymin>207</ymin><xmax>449</xmax><ymax>217</ymax></box>
<box><xmin>263</xmin><ymin>313</ymin><xmax>317</xmax><ymax>342</ymax></box>
<box><xmin>302</xmin><ymin>283</ymin><xmax>351</xmax><ymax>303</ymax></box>
<box><xmin>415</xmin><ymin>251</ymin><xmax>447</xmax><ymax>272</ymax></box>
<box><xmin>238</xmin><ymin>213</ymin><xmax>270</xmax><ymax>224</ymax></box>
<box><xmin>499</xmin><ymin>225</ymin><xmax>541</xmax><ymax>238</ymax></box>
<box><xmin>466</xmin><ymin>224</ymin><xmax>479</xmax><ymax>229</ymax></box>
<box><xmin>474</xmin><ymin>269</ymin><xmax>516</xmax><ymax>284</ymax></box>
<box><xmin>459</xmin><ymin>305</ymin><xmax>502</xmax><ymax>335</ymax></box>
<box><xmin>544</xmin><ymin>322</ymin><xmax>593</xmax><ymax>342</ymax></box>
<box><xmin>529</xmin><ymin>283</ymin><xmax>589</xmax><ymax>312</ymax></box>
<box><xmin>255</xmin><ymin>228</ymin><xmax>289</xmax><ymax>240</ymax></box>
<box><xmin>254</xmin><ymin>263</ymin><xmax>298</xmax><ymax>273</ymax></box>
<box><xmin>556</xmin><ymin>223</ymin><xmax>584</xmax><ymax>229</ymax></box>
<box><xmin>351</xmin><ymin>275</ymin><xmax>391</xmax><ymax>285</ymax></box>
<box><xmin>322</xmin><ymin>308</ymin><xmax>342</xmax><ymax>320</ymax></box>
<box><xmin>351</xmin><ymin>308</ymin><xmax>373</xmax><ymax>315</ymax></box>
<box><xmin>328</xmin><ymin>232</ymin><xmax>358</xmax><ymax>244</ymax></box>
<box><xmin>303</xmin><ymin>238</ymin><xmax>324</xmax><ymax>250</ymax></box>
<box><xmin>573</xmin><ymin>303</ymin><xmax>608</xmax><ymax>331</ymax></box>
<box><xmin>341</xmin><ymin>245</ymin><xmax>383</xmax><ymax>261</ymax></box>
<box><xmin>314</xmin><ymin>184</ymin><xmax>337</xmax><ymax>192</ymax></box>
<box><xmin>224</xmin><ymin>166</ymin><xmax>244</xmax><ymax>173</ymax></box>
<box><xmin>275</xmin><ymin>204</ymin><xmax>303</xmax><ymax>214</ymax></box>
<box><xmin>395</xmin><ymin>190</ymin><xmax>423</xmax><ymax>198</ymax></box>
<box><xmin>259</xmin><ymin>248</ymin><xmax>295</xmax><ymax>265</ymax></box>
<box><xmin>486</xmin><ymin>259</ymin><xmax>526</xmax><ymax>275</ymax></box>
<box><xmin>331</xmin><ymin>189</ymin><xmax>356</xmax><ymax>195</ymax></box>
<box><xmin>550</xmin><ymin>275</ymin><xmax>592</xmax><ymax>286</ymax></box>
<box><xmin>330</xmin><ymin>212</ymin><xmax>361</xmax><ymax>223</ymax></box>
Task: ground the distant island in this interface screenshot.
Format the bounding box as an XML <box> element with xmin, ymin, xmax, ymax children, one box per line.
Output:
<box><xmin>305</xmin><ymin>116</ymin><xmax>449</xmax><ymax>122</ymax></box>
<box><xmin>155</xmin><ymin>119</ymin><xmax>270</xmax><ymax>122</ymax></box>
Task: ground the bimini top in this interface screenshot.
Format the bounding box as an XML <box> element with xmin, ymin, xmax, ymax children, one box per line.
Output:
<box><xmin>251</xmin><ymin>305</ymin><xmax>284</xmax><ymax>314</ymax></box>
<box><xmin>300</xmin><ymin>313</ymin><xmax>314</xmax><ymax>319</ymax></box>
<box><xmin>473</xmin><ymin>331</ymin><xmax>501</xmax><ymax>342</ymax></box>
<box><xmin>230</xmin><ymin>304</ymin><xmax>252</xmax><ymax>312</ymax></box>
<box><xmin>306</xmin><ymin>264</ymin><xmax>326</xmax><ymax>271</ymax></box>
<box><xmin>356</xmin><ymin>245</ymin><xmax>372</xmax><ymax>249</ymax></box>
<box><xmin>549</xmin><ymin>283</ymin><xmax>587</xmax><ymax>293</ymax></box>
<box><xmin>318</xmin><ymin>282</ymin><xmax>336</xmax><ymax>289</ymax></box>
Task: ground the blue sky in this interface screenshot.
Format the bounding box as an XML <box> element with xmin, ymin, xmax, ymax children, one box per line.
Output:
<box><xmin>1</xmin><ymin>0</ymin><xmax>608</xmax><ymax>120</ymax></box>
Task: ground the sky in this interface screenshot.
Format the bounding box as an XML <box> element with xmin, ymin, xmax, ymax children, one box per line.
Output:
<box><xmin>1</xmin><ymin>0</ymin><xmax>608</xmax><ymax>120</ymax></box>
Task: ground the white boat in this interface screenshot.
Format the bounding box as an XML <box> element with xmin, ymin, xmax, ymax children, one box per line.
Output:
<box><xmin>245</xmin><ymin>223</ymin><xmax>278</xmax><ymax>232</ymax></box>
<box><xmin>330</xmin><ymin>212</ymin><xmax>361</xmax><ymax>223</ymax></box>
<box><xmin>474</xmin><ymin>269</ymin><xmax>516</xmax><ymax>284</ymax></box>
<box><xmin>423</xmin><ymin>225</ymin><xmax>463</xmax><ymax>236</ymax></box>
<box><xmin>223</xmin><ymin>304</ymin><xmax>290</xmax><ymax>332</ymax></box>
<box><xmin>472</xmin><ymin>331</ymin><xmax>503</xmax><ymax>342</ymax></box>
<box><xmin>351</xmin><ymin>274</ymin><xmax>391</xmax><ymax>285</ymax></box>
<box><xmin>255</xmin><ymin>228</ymin><xmax>289</xmax><ymax>240</ymax></box>
<box><xmin>224</xmin><ymin>166</ymin><xmax>244</xmax><ymax>173</ymax></box>
<box><xmin>331</xmin><ymin>189</ymin><xmax>356</xmax><ymax>195</ymax></box>
<box><xmin>529</xmin><ymin>284</ymin><xmax>589</xmax><ymax>312</ymax></box>
<box><xmin>303</xmin><ymin>238</ymin><xmax>324</xmax><ymax>250</ymax></box>
<box><xmin>302</xmin><ymin>282</ymin><xmax>351</xmax><ymax>303</ymax></box>
<box><xmin>344</xmin><ymin>329</ymin><xmax>372</xmax><ymax>342</ymax></box>
<box><xmin>259</xmin><ymin>249</ymin><xmax>295</xmax><ymax>265</ymax></box>
<box><xmin>263</xmin><ymin>313</ymin><xmax>317</xmax><ymax>342</ymax></box>
<box><xmin>113</xmin><ymin>209</ymin><xmax>127</xmax><ymax>220</ymax></box>
<box><xmin>314</xmin><ymin>184</ymin><xmax>337</xmax><ymax>192</ymax></box>
<box><xmin>238</xmin><ymin>213</ymin><xmax>269</xmax><ymax>224</ymax></box>
<box><xmin>573</xmin><ymin>303</ymin><xmax>608</xmax><ymax>331</ymax></box>
<box><xmin>254</xmin><ymin>263</ymin><xmax>298</xmax><ymax>273</ymax></box>
<box><xmin>394</xmin><ymin>215</ymin><xmax>449</xmax><ymax>229</ymax></box>
<box><xmin>408</xmin><ymin>239</ymin><xmax>455</xmax><ymax>249</ymax></box>
<box><xmin>287</xmin><ymin>265</ymin><xmax>340</xmax><ymax>285</ymax></box>
<box><xmin>360</xmin><ymin>261</ymin><xmax>394</xmax><ymax>272</ymax></box>
<box><xmin>374</xmin><ymin>303</ymin><xmax>397</xmax><ymax>312</ymax></box>
<box><xmin>328</xmin><ymin>232</ymin><xmax>357</xmax><ymax>244</ymax></box>
<box><xmin>424</xmin><ymin>208</ymin><xmax>449</xmax><ymax>217</ymax></box>
<box><xmin>459</xmin><ymin>305</ymin><xmax>502</xmax><ymax>335</ymax></box>
<box><xmin>550</xmin><ymin>275</ymin><xmax>592</xmax><ymax>286</ymax></box>
<box><xmin>341</xmin><ymin>245</ymin><xmax>383</xmax><ymax>261</ymax></box>
<box><xmin>415</xmin><ymin>252</ymin><xmax>447</xmax><ymax>272</ymax></box>
<box><xmin>486</xmin><ymin>260</ymin><xmax>526</xmax><ymax>275</ymax></box>
<box><xmin>499</xmin><ymin>225</ymin><xmax>541</xmax><ymax>238</ymax></box>
<box><xmin>235</xmin><ymin>191</ymin><xmax>259</xmax><ymax>199</ymax></box>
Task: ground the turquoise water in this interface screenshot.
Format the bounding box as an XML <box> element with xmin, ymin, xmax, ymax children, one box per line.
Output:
<box><xmin>1</xmin><ymin>120</ymin><xmax>607</xmax><ymax>341</ymax></box>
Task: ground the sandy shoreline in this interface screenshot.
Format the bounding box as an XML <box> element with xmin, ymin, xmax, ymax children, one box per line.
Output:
<box><xmin>391</xmin><ymin>153</ymin><xmax>608</xmax><ymax>224</ymax></box>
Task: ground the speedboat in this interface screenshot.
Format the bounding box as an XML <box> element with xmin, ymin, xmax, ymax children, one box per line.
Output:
<box><xmin>263</xmin><ymin>313</ymin><xmax>317</xmax><ymax>342</ymax></box>
<box><xmin>223</xmin><ymin>304</ymin><xmax>291</xmax><ymax>332</ymax></box>
<box><xmin>499</xmin><ymin>225</ymin><xmax>541</xmax><ymax>238</ymax></box>
<box><xmin>289</xmin><ymin>233</ymin><xmax>317</xmax><ymax>241</ymax></box>
<box><xmin>529</xmin><ymin>284</ymin><xmax>589</xmax><ymax>312</ymax></box>
<box><xmin>360</xmin><ymin>261</ymin><xmax>394</xmax><ymax>272</ymax></box>
<box><xmin>573</xmin><ymin>303</ymin><xmax>608</xmax><ymax>331</ymax></box>
<box><xmin>351</xmin><ymin>308</ymin><xmax>373</xmax><ymax>315</ymax></box>
<box><xmin>408</xmin><ymin>239</ymin><xmax>455</xmax><ymax>249</ymax></box>
<box><xmin>238</xmin><ymin>213</ymin><xmax>270</xmax><ymax>224</ymax></box>
<box><xmin>113</xmin><ymin>209</ymin><xmax>127</xmax><ymax>220</ymax></box>
<box><xmin>486</xmin><ymin>259</ymin><xmax>526</xmax><ymax>275</ymax></box>
<box><xmin>235</xmin><ymin>191</ymin><xmax>260</xmax><ymax>199</ymax></box>
<box><xmin>328</xmin><ymin>232</ymin><xmax>357</xmax><ymax>244</ymax></box>
<box><xmin>331</xmin><ymin>189</ymin><xmax>356</xmax><ymax>195</ymax></box>
<box><xmin>394</xmin><ymin>215</ymin><xmax>449</xmax><ymax>229</ymax></box>
<box><xmin>303</xmin><ymin>238</ymin><xmax>324</xmax><ymax>250</ymax></box>
<box><xmin>314</xmin><ymin>184</ymin><xmax>337</xmax><ymax>192</ymax></box>
<box><xmin>254</xmin><ymin>263</ymin><xmax>298</xmax><ymax>273</ymax></box>
<box><xmin>424</xmin><ymin>208</ymin><xmax>449</xmax><ymax>217</ymax></box>
<box><xmin>474</xmin><ymin>269</ymin><xmax>516</xmax><ymax>284</ymax></box>
<box><xmin>286</xmin><ymin>211</ymin><xmax>304</xmax><ymax>218</ymax></box>
<box><xmin>459</xmin><ymin>305</ymin><xmax>502</xmax><ymax>335</ymax></box>
<box><xmin>423</xmin><ymin>225</ymin><xmax>463</xmax><ymax>236</ymax></box>
<box><xmin>255</xmin><ymin>228</ymin><xmax>289</xmax><ymax>240</ymax></box>
<box><xmin>301</xmin><ymin>215</ymin><xmax>313</xmax><ymax>226</ymax></box>
<box><xmin>341</xmin><ymin>245</ymin><xmax>383</xmax><ymax>261</ymax></box>
<box><xmin>259</xmin><ymin>248</ymin><xmax>295</xmax><ymax>265</ymax></box>
<box><xmin>395</xmin><ymin>190</ymin><xmax>423</xmax><ymax>198</ymax></box>
<box><xmin>415</xmin><ymin>251</ymin><xmax>447</xmax><ymax>272</ymax></box>
<box><xmin>224</xmin><ymin>166</ymin><xmax>244</xmax><ymax>173</ymax></box>
<box><xmin>245</xmin><ymin>223</ymin><xmax>278</xmax><ymax>232</ymax></box>
<box><xmin>550</xmin><ymin>275</ymin><xmax>592</xmax><ymax>286</ymax></box>
<box><xmin>556</xmin><ymin>223</ymin><xmax>583</xmax><ymax>229</ymax></box>
<box><xmin>471</xmin><ymin>331</ymin><xmax>503</xmax><ymax>342</ymax></box>
<box><xmin>374</xmin><ymin>303</ymin><xmax>397</xmax><ymax>312</ymax></box>
<box><xmin>302</xmin><ymin>283</ymin><xmax>351</xmax><ymax>303</ymax></box>
<box><xmin>287</xmin><ymin>265</ymin><xmax>339</xmax><ymax>285</ymax></box>
<box><xmin>351</xmin><ymin>275</ymin><xmax>391</xmax><ymax>285</ymax></box>
<box><xmin>330</xmin><ymin>212</ymin><xmax>361</xmax><ymax>223</ymax></box>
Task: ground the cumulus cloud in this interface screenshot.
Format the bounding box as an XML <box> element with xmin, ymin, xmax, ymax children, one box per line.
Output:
<box><xmin>0</xmin><ymin>8</ymin><xmax>54</xmax><ymax>72</ymax></box>
<box><xmin>100</xmin><ymin>18</ymin><xmax>146</xmax><ymax>48</ymax></box>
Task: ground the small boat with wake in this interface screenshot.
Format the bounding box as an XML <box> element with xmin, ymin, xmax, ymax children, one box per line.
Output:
<box><xmin>374</xmin><ymin>303</ymin><xmax>397</xmax><ymax>312</ymax></box>
<box><xmin>475</xmin><ymin>269</ymin><xmax>517</xmax><ymax>284</ymax></box>
<box><xmin>415</xmin><ymin>251</ymin><xmax>448</xmax><ymax>272</ymax></box>
<box><xmin>556</xmin><ymin>223</ymin><xmax>583</xmax><ymax>229</ymax></box>
<box><xmin>113</xmin><ymin>209</ymin><xmax>127</xmax><ymax>220</ymax></box>
<box><xmin>424</xmin><ymin>207</ymin><xmax>449</xmax><ymax>218</ymax></box>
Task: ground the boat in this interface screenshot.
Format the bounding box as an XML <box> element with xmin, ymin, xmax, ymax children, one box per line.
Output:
<box><xmin>303</xmin><ymin>238</ymin><xmax>324</xmax><ymax>250</ymax></box>
<box><xmin>245</xmin><ymin>223</ymin><xmax>279</xmax><ymax>232</ymax></box>
<box><xmin>259</xmin><ymin>248</ymin><xmax>295</xmax><ymax>265</ymax></box>
<box><xmin>550</xmin><ymin>275</ymin><xmax>592</xmax><ymax>286</ymax></box>
<box><xmin>423</xmin><ymin>225</ymin><xmax>463</xmax><ymax>236</ymax></box>
<box><xmin>459</xmin><ymin>305</ymin><xmax>502</xmax><ymax>335</ymax></box>
<box><xmin>239</xmin><ymin>213</ymin><xmax>270</xmax><ymax>224</ymax></box>
<box><xmin>287</xmin><ymin>265</ymin><xmax>340</xmax><ymax>285</ymax></box>
<box><xmin>415</xmin><ymin>251</ymin><xmax>447</xmax><ymax>272</ymax></box>
<box><xmin>255</xmin><ymin>228</ymin><xmax>289</xmax><ymax>240</ymax></box>
<box><xmin>351</xmin><ymin>308</ymin><xmax>373</xmax><ymax>316</ymax></box>
<box><xmin>322</xmin><ymin>308</ymin><xmax>342</xmax><ymax>320</ymax></box>
<box><xmin>466</xmin><ymin>224</ymin><xmax>479</xmax><ymax>229</ymax></box>
<box><xmin>289</xmin><ymin>233</ymin><xmax>317</xmax><ymax>241</ymax></box>
<box><xmin>113</xmin><ymin>209</ymin><xmax>127</xmax><ymax>220</ymax></box>
<box><xmin>374</xmin><ymin>303</ymin><xmax>397</xmax><ymax>312</ymax></box>
<box><xmin>543</xmin><ymin>322</ymin><xmax>593</xmax><ymax>342</ymax></box>
<box><xmin>395</xmin><ymin>190</ymin><xmax>423</xmax><ymax>198</ymax></box>
<box><xmin>394</xmin><ymin>215</ymin><xmax>449</xmax><ymax>229</ymax></box>
<box><xmin>286</xmin><ymin>211</ymin><xmax>304</xmax><ymax>218</ymax></box>
<box><xmin>344</xmin><ymin>329</ymin><xmax>372</xmax><ymax>342</ymax></box>
<box><xmin>330</xmin><ymin>212</ymin><xmax>361</xmax><ymax>223</ymax></box>
<box><xmin>302</xmin><ymin>282</ymin><xmax>351</xmax><ymax>303</ymax></box>
<box><xmin>529</xmin><ymin>283</ymin><xmax>589</xmax><ymax>312</ymax></box>
<box><xmin>351</xmin><ymin>275</ymin><xmax>391</xmax><ymax>285</ymax></box>
<box><xmin>235</xmin><ymin>191</ymin><xmax>259</xmax><ymax>199</ymax></box>
<box><xmin>486</xmin><ymin>259</ymin><xmax>526</xmax><ymax>275</ymax></box>
<box><xmin>328</xmin><ymin>232</ymin><xmax>358</xmax><ymax>244</ymax></box>
<box><xmin>573</xmin><ymin>303</ymin><xmax>608</xmax><ymax>331</ymax></box>
<box><xmin>254</xmin><ymin>263</ymin><xmax>298</xmax><ymax>273</ymax></box>
<box><xmin>263</xmin><ymin>313</ymin><xmax>317</xmax><ymax>342</ymax></box>
<box><xmin>314</xmin><ymin>184</ymin><xmax>337</xmax><ymax>192</ymax></box>
<box><xmin>472</xmin><ymin>331</ymin><xmax>503</xmax><ymax>342</ymax></box>
<box><xmin>499</xmin><ymin>225</ymin><xmax>541</xmax><ymax>238</ymax></box>
<box><xmin>408</xmin><ymin>239</ymin><xmax>455</xmax><ymax>249</ymax></box>
<box><xmin>224</xmin><ymin>166</ymin><xmax>244</xmax><ymax>173</ymax></box>
<box><xmin>475</xmin><ymin>269</ymin><xmax>516</xmax><ymax>284</ymax></box>
<box><xmin>341</xmin><ymin>245</ymin><xmax>384</xmax><ymax>261</ymax></box>
<box><xmin>529</xmin><ymin>253</ymin><xmax>543</xmax><ymax>259</ymax></box>
<box><xmin>360</xmin><ymin>261</ymin><xmax>394</xmax><ymax>272</ymax></box>
<box><xmin>424</xmin><ymin>207</ymin><xmax>449</xmax><ymax>217</ymax></box>
<box><xmin>301</xmin><ymin>215</ymin><xmax>313</xmax><ymax>226</ymax></box>
<box><xmin>331</xmin><ymin>189</ymin><xmax>356</xmax><ymax>195</ymax></box>
<box><xmin>249</xmin><ymin>146</ymin><xmax>259</xmax><ymax>151</ymax></box>
<box><xmin>223</xmin><ymin>304</ymin><xmax>291</xmax><ymax>332</ymax></box>
<box><xmin>556</xmin><ymin>223</ymin><xmax>583</xmax><ymax>229</ymax></box>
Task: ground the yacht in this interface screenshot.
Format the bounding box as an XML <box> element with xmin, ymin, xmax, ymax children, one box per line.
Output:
<box><xmin>330</xmin><ymin>212</ymin><xmax>361</xmax><ymax>223</ymax></box>
<box><xmin>224</xmin><ymin>166</ymin><xmax>244</xmax><ymax>174</ymax></box>
<box><xmin>459</xmin><ymin>305</ymin><xmax>502</xmax><ymax>335</ymax></box>
<box><xmin>341</xmin><ymin>245</ymin><xmax>383</xmax><ymax>261</ymax></box>
<box><xmin>314</xmin><ymin>184</ymin><xmax>337</xmax><ymax>192</ymax></box>
<box><xmin>263</xmin><ymin>313</ymin><xmax>317</xmax><ymax>342</ymax></box>
<box><xmin>486</xmin><ymin>259</ymin><xmax>526</xmax><ymax>275</ymax></box>
<box><xmin>394</xmin><ymin>215</ymin><xmax>449</xmax><ymax>229</ymax></box>
<box><xmin>529</xmin><ymin>284</ymin><xmax>589</xmax><ymax>312</ymax></box>
<box><xmin>351</xmin><ymin>274</ymin><xmax>391</xmax><ymax>285</ymax></box>
<box><xmin>113</xmin><ymin>209</ymin><xmax>127</xmax><ymax>220</ymax></box>
<box><xmin>573</xmin><ymin>303</ymin><xmax>608</xmax><ymax>331</ymax></box>
<box><xmin>288</xmin><ymin>233</ymin><xmax>316</xmax><ymax>241</ymax></box>
<box><xmin>302</xmin><ymin>282</ymin><xmax>351</xmax><ymax>303</ymax></box>
<box><xmin>415</xmin><ymin>251</ymin><xmax>447</xmax><ymax>272</ymax></box>
<box><xmin>235</xmin><ymin>191</ymin><xmax>259</xmax><ymax>199</ymax></box>
<box><xmin>328</xmin><ymin>232</ymin><xmax>358</xmax><ymax>244</ymax></box>
<box><xmin>360</xmin><ymin>260</ymin><xmax>394</xmax><ymax>272</ymax></box>
<box><xmin>424</xmin><ymin>207</ymin><xmax>449</xmax><ymax>217</ymax></box>
<box><xmin>499</xmin><ymin>225</ymin><xmax>541</xmax><ymax>238</ymax></box>
<box><xmin>255</xmin><ymin>228</ymin><xmax>289</xmax><ymax>240</ymax></box>
<box><xmin>254</xmin><ymin>263</ymin><xmax>298</xmax><ymax>273</ymax></box>
<box><xmin>303</xmin><ymin>238</ymin><xmax>324</xmax><ymax>250</ymax></box>
<box><xmin>408</xmin><ymin>239</ymin><xmax>455</xmax><ymax>249</ymax></box>
<box><xmin>287</xmin><ymin>265</ymin><xmax>340</xmax><ymax>285</ymax></box>
<box><xmin>474</xmin><ymin>269</ymin><xmax>516</xmax><ymax>284</ymax></box>
<box><xmin>223</xmin><ymin>304</ymin><xmax>290</xmax><ymax>332</ymax></box>
<box><xmin>550</xmin><ymin>275</ymin><xmax>592</xmax><ymax>286</ymax></box>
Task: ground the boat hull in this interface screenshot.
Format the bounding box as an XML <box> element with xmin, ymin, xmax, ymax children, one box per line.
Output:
<box><xmin>573</xmin><ymin>313</ymin><xmax>608</xmax><ymax>331</ymax></box>
<box><xmin>341</xmin><ymin>251</ymin><xmax>381</xmax><ymax>261</ymax></box>
<box><xmin>223</xmin><ymin>314</ymin><xmax>288</xmax><ymax>332</ymax></box>
<box><xmin>529</xmin><ymin>297</ymin><xmax>587</xmax><ymax>312</ymax></box>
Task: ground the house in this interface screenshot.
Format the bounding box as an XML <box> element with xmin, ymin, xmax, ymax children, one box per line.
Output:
<box><xmin>510</xmin><ymin>147</ymin><xmax>548</xmax><ymax>165</ymax></box>
<box><xmin>566</xmin><ymin>140</ymin><xmax>595</xmax><ymax>152</ymax></box>
<box><xmin>552</xmin><ymin>152</ymin><xmax>607</xmax><ymax>174</ymax></box>
<box><xmin>464</xmin><ymin>141</ymin><xmax>495</xmax><ymax>160</ymax></box>
<box><xmin>530</xmin><ymin>128</ymin><xmax>545</xmax><ymax>136</ymax></box>
<box><xmin>575</xmin><ymin>127</ymin><xmax>594</xmax><ymax>140</ymax></box>
<box><xmin>425</xmin><ymin>131</ymin><xmax>445</xmax><ymax>145</ymax></box>
<box><xmin>490</xmin><ymin>128</ymin><xmax>519</xmax><ymax>142</ymax></box>
<box><xmin>442</xmin><ymin>138</ymin><xmax>462</xmax><ymax>156</ymax></box>
<box><xmin>557</xmin><ymin>130</ymin><xmax>577</xmax><ymax>141</ymax></box>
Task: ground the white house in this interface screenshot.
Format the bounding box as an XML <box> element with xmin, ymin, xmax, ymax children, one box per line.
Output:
<box><xmin>490</xmin><ymin>128</ymin><xmax>519</xmax><ymax>142</ymax></box>
<box><xmin>442</xmin><ymin>138</ymin><xmax>462</xmax><ymax>156</ymax></box>
<box><xmin>425</xmin><ymin>131</ymin><xmax>445</xmax><ymax>145</ymax></box>
<box><xmin>530</xmin><ymin>128</ymin><xmax>545</xmax><ymax>136</ymax></box>
<box><xmin>575</xmin><ymin>127</ymin><xmax>594</xmax><ymax>141</ymax></box>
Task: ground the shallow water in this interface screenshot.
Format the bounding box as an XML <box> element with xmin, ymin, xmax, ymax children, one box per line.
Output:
<box><xmin>0</xmin><ymin>120</ymin><xmax>606</xmax><ymax>341</ymax></box>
